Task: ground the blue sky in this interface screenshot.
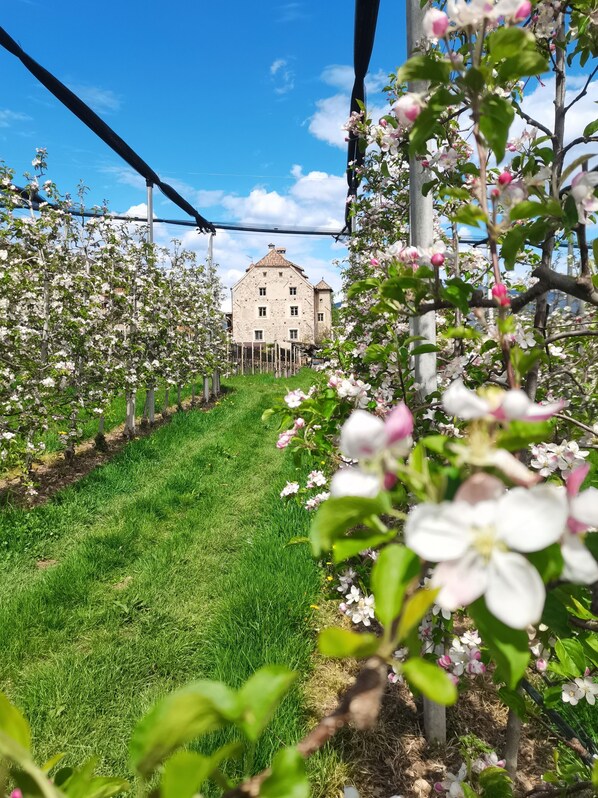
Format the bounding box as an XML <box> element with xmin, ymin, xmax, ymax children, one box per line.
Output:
<box><xmin>1</xmin><ymin>0</ymin><xmax>406</xmax><ymax>305</ymax></box>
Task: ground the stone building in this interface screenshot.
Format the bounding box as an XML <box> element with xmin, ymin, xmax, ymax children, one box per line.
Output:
<box><xmin>231</xmin><ymin>244</ymin><xmax>333</xmax><ymax>346</ymax></box>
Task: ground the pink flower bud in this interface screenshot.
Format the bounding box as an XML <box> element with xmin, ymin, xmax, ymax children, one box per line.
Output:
<box><xmin>384</xmin><ymin>401</ymin><xmax>414</xmax><ymax>444</ymax></box>
<box><xmin>498</xmin><ymin>171</ymin><xmax>513</xmax><ymax>185</ymax></box>
<box><xmin>438</xmin><ymin>654</ymin><xmax>452</xmax><ymax>669</ymax></box>
<box><xmin>383</xmin><ymin>472</ymin><xmax>398</xmax><ymax>490</ymax></box>
<box><xmin>379</xmin><ymin>117</ymin><xmax>388</xmax><ymax>127</ymax></box>
<box><xmin>423</xmin><ymin>8</ymin><xmax>449</xmax><ymax>39</ymax></box>
<box><xmin>515</xmin><ymin>0</ymin><xmax>532</xmax><ymax>19</ymax></box>
<box><xmin>392</xmin><ymin>94</ymin><xmax>425</xmax><ymax>128</ymax></box>
<box><xmin>370</xmin><ymin>257</ymin><xmax>380</xmax><ymax>266</ymax></box>
<box><xmin>492</xmin><ymin>283</ymin><xmax>511</xmax><ymax>306</ymax></box>
<box><xmin>536</xmin><ymin>658</ymin><xmax>548</xmax><ymax>672</ymax></box>
<box><xmin>491</xmin><ymin>188</ymin><xmax>500</xmax><ymax>199</ymax></box>
<box><xmin>431</xmin><ymin>252</ymin><xmax>445</xmax><ymax>267</ymax></box>
<box><xmin>294</xmin><ymin>417</ymin><xmax>305</xmax><ymax>429</ymax></box>
<box><xmin>421</xmin><ymin>159</ymin><xmax>430</xmax><ymax>168</ymax></box>
<box><xmin>10</xmin><ymin>792</ymin><xmax>23</xmax><ymax>798</ymax></box>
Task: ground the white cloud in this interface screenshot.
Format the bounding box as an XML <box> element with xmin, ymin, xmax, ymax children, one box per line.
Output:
<box><xmin>102</xmin><ymin>165</ymin><xmax>146</xmax><ymax>191</ymax></box>
<box><xmin>0</xmin><ymin>109</ymin><xmax>31</xmax><ymax>128</ymax></box>
<box><xmin>270</xmin><ymin>58</ymin><xmax>295</xmax><ymax>95</ymax></box>
<box><xmin>308</xmin><ymin>65</ymin><xmax>389</xmax><ymax>148</ymax></box>
<box><xmin>68</xmin><ymin>84</ymin><xmax>122</xmax><ymax>113</ymax></box>
<box><xmin>514</xmin><ymin>76</ymin><xmax>598</xmax><ymax>165</ymax></box>
<box><xmin>276</xmin><ymin>2</ymin><xmax>306</xmax><ymax>23</ymax></box>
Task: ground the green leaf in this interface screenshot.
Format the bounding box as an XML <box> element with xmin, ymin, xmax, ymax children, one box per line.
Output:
<box><xmin>401</xmin><ymin>658</ymin><xmax>458</xmax><ymax>705</ymax></box>
<box><xmin>411</xmin><ymin>343</ymin><xmax>439</xmax><ymax>356</ymax></box>
<box><xmin>161</xmin><ymin>752</ymin><xmax>212</xmax><ymax>798</ymax></box>
<box><xmin>554</xmin><ymin>639</ymin><xmax>587</xmax><ymax>678</ymax></box>
<box><xmin>479</xmin><ymin>95</ymin><xmax>514</xmax><ymax>162</ymax></box>
<box><xmin>584</xmin><ymin>119</ymin><xmax>598</xmax><ymax>138</ymax></box>
<box><xmin>260</xmin><ymin>747</ymin><xmax>309</xmax><ymax>798</ymax></box>
<box><xmin>397</xmin><ymin>55</ymin><xmax>452</xmax><ymax>84</ymax></box>
<box><xmin>59</xmin><ymin>760</ymin><xmax>129</xmax><ymax>798</ymax></box>
<box><xmin>453</xmin><ymin>204</ymin><xmax>487</xmax><ymax>227</ymax></box>
<box><xmin>130</xmin><ymin>681</ymin><xmax>240</xmax><ymax>777</ymax></box>
<box><xmin>371</xmin><ymin>545</ymin><xmax>420</xmax><ymax>628</ymax></box>
<box><xmin>496</xmin><ymin>49</ymin><xmax>547</xmax><ymax>81</ymax></box>
<box><xmin>527</xmin><ymin>544</ymin><xmax>564</xmax><ymax>583</ymax></box>
<box><xmin>500</xmin><ymin>225</ymin><xmax>527</xmax><ymax>270</ymax></box>
<box><xmin>440</xmin><ymin>278</ymin><xmax>475</xmax><ymax>315</ymax></box>
<box><xmin>333</xmin><ymin>528</ymin><xmax>397</xmax><ymax>564</ymax></box>
<box><xmin>0</xmin><ymin>693</ymin><xmax>31</xmax><ymax>751</ymax></box>
<box><xmin>508</xmin><ymin>200</ymin><xmax>545</xmax><ymax>221</ymax></box>
<box><xmin>478</xmin><ymin>766</ymin><xmax>513</xmax><ymax>797</ymax></box>
<box><xmin>238</xmin><ymin>666</ymin><xmax>297</xmax><ymax>742</ymax></box>
<box><xmin>487</xmin><ymin>26</ymin><xmax>530</xmax><ymax>60</ymax></box>
<box><xmin>318</xmin><ymin>628</ymin><xmax>380</xmax><ymax>659</ymax></box>
<box><xmin>496</xmin><ymin>420</ymin><xmax>552</xmax><ymax>451</ymax></box>
<box><xmin>397</xmin><ymin>588</ymin><xmax>439</xmax><ymax>642</ymax></box>
<box><xmin>470</xmin><ymin>600</ymin><xmax>529</xmax><ymax>689</ymax></box>
<box><xmin>310</xmin><ymin>494</ymin><xmax>391</xmax><ymax>556</ymax></box>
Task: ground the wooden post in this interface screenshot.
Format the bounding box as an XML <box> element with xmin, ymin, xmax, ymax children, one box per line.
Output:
<box><xmin>251</xmin><ymin>342</ymin><xmax>255</xmax><ymax>374</ymax></box>
<box><xmin>241</xmin><ymin>343</ymin><xmax>245</xmax><ymax>375</ymax></box>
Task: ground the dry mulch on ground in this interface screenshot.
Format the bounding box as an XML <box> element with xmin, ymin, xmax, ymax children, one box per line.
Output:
<box><xmin>306</xmin><ymin>606</ymin><xmax>557</xmax><ymax>798</ymax></box>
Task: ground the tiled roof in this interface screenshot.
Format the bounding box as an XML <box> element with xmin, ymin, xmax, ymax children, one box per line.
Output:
<box><xmin>315</xmin><ymin>278</ymin><xmax>332</xmax><ymax>290</ymax></box>
<box><xmin>251</xmin><ymin>245</ymin><xmax>306</xmax><ymax>274</ymax></box>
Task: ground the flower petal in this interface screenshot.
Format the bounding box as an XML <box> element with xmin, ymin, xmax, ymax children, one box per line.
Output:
<box><xmin>490</xmin><ymin>449</ymin><xmax>541</xmax><ymax>487</ymax></box>
<box><xmin>432</xmin><ymin>550</ymin><xmax>489</xmax><ymax>610</ymax></box>
<box><xmin>385</xmin><ymin>402</ymin><xmax>414</xmax><ymax>444</ymax></box>
<box><xmin>567</xmin><ymin>463</ymin><xmax>590</xmax><ymax>497</ymax></box>
<box><xmin>340</xmin><ymin>410</ymin><xmax>387</xmax><ymax>460</ymax></box>
<box><xmin>330</xmin><ymin>468</ymin><xmax>381</xmax><ymax>499</ymax></box>
<box><xmin>570</xmin><ymin>487</ymin><xmax>598</xmax><ymax>529</ymax></box>
<box><xmin>405</xmin><ymin>502</ymin><xmax>472</xmax><ymax>561</ymax></box>
<box><xmin>561</xmin><ymin>532</ymin><xmax>598</xmax><ymax>584</ymax></box>
<box><xmin>486</xmin><ymin>550</ymin><xmax>546</xmax><ymax>628</ymax></box>
<box><xmin>496</xmin><ymin>486</ymin><xmax>568</xmax><ymax>552</ymax></box>
<box><xmin>523</xmin><ymin>398</ymin><xmax>566</xmax><ymax>421</ymax></box>
<box><xmin>442</xmin><ymin>379</ymin><xmax>489</xmax><ymax>420</ymax></box>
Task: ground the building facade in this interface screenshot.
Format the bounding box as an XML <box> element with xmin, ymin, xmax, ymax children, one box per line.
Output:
<box><xmin>231</xmin><ymin>244</ymin><xmax>332</xmax><ymax>346</ymax></box>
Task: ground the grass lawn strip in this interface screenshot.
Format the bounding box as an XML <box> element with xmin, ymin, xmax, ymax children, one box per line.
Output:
<box><xmin>0</xmin><ymin>372</ymin><xmax>342</xmax><ymax>790</ymax></box>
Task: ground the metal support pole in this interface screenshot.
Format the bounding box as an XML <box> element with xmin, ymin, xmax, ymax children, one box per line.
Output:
<box><xmin>203</xmin><ymin>376</ymin><xmax>210</xmax><ymax>403</ymax></box>
<box><xmin>407</xmin><ymin>0</ymin><xmax>437</xmax><ymax>404</ymax></box>
<box><xmin>407</xmin><ymin>0</ymin><xmax>443</xmax><ymax>745</ymax></box>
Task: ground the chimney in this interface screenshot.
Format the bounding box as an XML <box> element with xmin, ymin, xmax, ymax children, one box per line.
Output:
<box><xmin>268</xmin><ymin>243</ymin><xmax>275</xmax><ymax>249</ymax></box>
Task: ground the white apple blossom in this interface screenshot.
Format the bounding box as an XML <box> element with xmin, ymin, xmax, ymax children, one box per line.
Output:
<box><xmin>570</xmin><ymin>171</ymin><xmax>598</xmax><ymax>224</ymax></box>
<box><xmin>405</xmin><ymin>483</ymin><xmax>569</xmax><ymax>628</ymax></box>
<box><xmin>280</xmin><ymin>481</ymin><xmax>300</xmax><ymax>498</ymax></box>
<box><xmin>443</xmin><ymin>379</ymin><xmax>565</xmax><ymax>422</ymax></box>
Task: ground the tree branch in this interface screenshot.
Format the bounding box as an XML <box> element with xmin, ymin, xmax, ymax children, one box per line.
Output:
<box><xmin>544</xmin><ymin>329</ymin><xmax>598</xmax><ymax>345</ymax></box>
<box><xmin>532</xmin><ymin>265</ymin><xmax>598</xmax><ymax>307</ymax></box>
<box><xmin>222</xmin><ymin>657</ymin><xmax>388</xmax><ymax>798</ymax></box>
<box><xmin>512</xmin><ymin>101</ymin><xmax>553</xmax><ymax>139</ymax></box>
<box><xmin>564</xmin><ymin>65</ymin><xmax>598</xmax><ymax>113</ymax></box>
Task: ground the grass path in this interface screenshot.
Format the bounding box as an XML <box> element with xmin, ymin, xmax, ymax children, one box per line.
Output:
<box><xmin>0</xmin><ymin>372</ymin><xmax>339</xmax><ymax>788</ymax></box>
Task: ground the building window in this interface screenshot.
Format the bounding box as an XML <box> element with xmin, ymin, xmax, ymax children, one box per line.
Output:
<box><xmin>263</xmin><ymin>271</ymin><xmax>267</xmax><ymax>277</ymax></box>
<box><xmin>289</xmin><ymin>287</ymin><xmax>297</xmax><ymax>296</ymax></box>
<box><xmin>279</xmin><ymin>271</ymin><xmax>283</xmax><ymax>277</ymax></box>
<box><xmin>290</xmin><ymin>306</ymin><xmax>298</xmax><ymax>316</ymax></box>
<box><xmin>258</xmin><ymin>306</ymin><xmax>267</xmax><ymax>317</ymax></box>
<box><xmin>255</xmin><ymin>330</ymin><xmax>263</xmax><ymax>341</ymax></box>
<box><xmin>289</xmin><ymin>329</ymin><xmax>298</xmax><ymax>340</ymax></box>
<box><xmin>318</xmin><ymin>313</ymin><xmax>324</xmax><ymax>322</ymax></box>
<box><xmin>259</xmin><ymin>287</ymin><xmax>266</xmax><ymax>296</ymax></box>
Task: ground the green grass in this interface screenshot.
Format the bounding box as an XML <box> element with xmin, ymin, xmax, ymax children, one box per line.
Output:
<box><xmin>41</xmin><ymin>381</ymin><xmax>201</xmax><ymax>454</ymax></box>
<box><xmin>0</xmin><ymin>371</ymin><xmax>343</xmax><ymax>791</ymax></box>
